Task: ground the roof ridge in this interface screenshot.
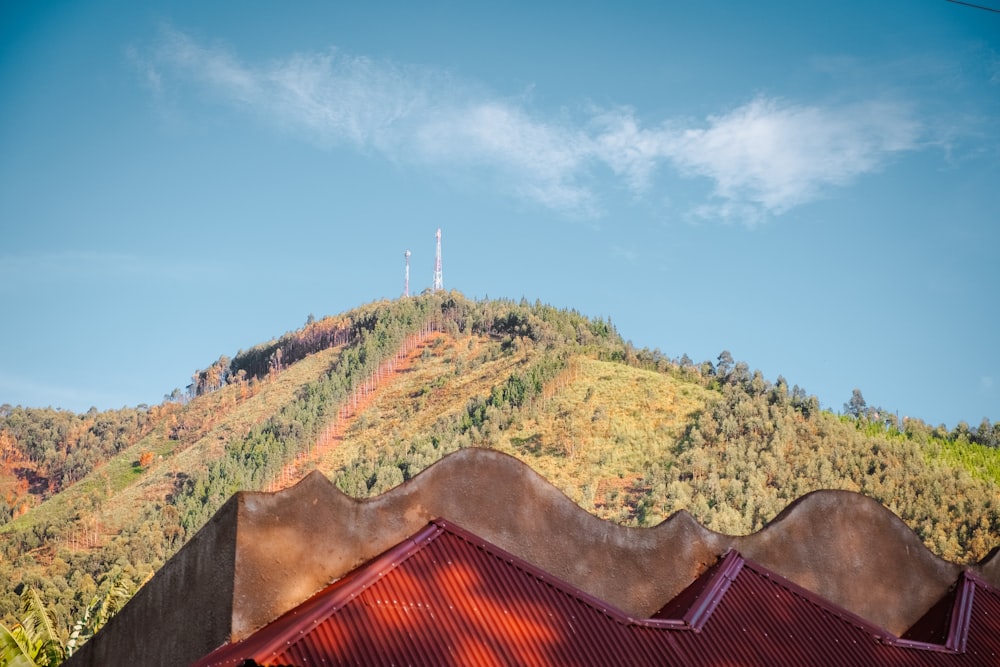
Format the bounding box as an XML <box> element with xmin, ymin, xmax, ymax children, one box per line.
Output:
<box><xmin>192</xmin><ymin>522</ymin><xmax>445</xmax><ymax>667</ymax></box>
<box><xmin>432</xmin><ymin>518</ymin><xmax>687</xmax><ymax>629</ymax></box>
<box><xmin>681</xmin><ymin>550</ymin><xmax>743</xmax><ymax>632</ymax></box>
<box><xmin>739</xmin><ymin>558</ymin><xmax>910</xmax><ymax>643</ymax></box>
<box><xmin>433</xmin><ymin>518</ymin><xmax>754</xmax><ymax>632</ymax></box>
<box><xmin>194</xmin><ymin>519</ymin><xmax>1000</xmax><ymax>667</ymax></box>
<box><xmin>893</xmin><ymin>571</ymin><xmax>978</xmax><ymax>654</ymax></box>
<box><xmin>258</xmin><ymin>522</ymin><xmax>446</xmax><ymax>660</ymax></box>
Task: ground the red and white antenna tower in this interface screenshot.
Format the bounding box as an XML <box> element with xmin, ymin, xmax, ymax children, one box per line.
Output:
<box><xmin>404</xmin><ymin>249</ymin><xmax>411</xmax><ymax>297</ymax></box>
<box><xmin>432</xmin><ymin>228</ymin><xmax>443</xmax><ymax>292</ymax></box>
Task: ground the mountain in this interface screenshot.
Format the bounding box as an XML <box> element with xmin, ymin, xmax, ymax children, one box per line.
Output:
<box><xmin>1</xmin><ymin>292</ymin><xmax>998</xmax><ymax>656</ymax></box>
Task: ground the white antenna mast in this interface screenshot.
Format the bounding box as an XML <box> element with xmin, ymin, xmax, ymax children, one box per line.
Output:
<box><xmin>404</xmin><ymin>249</ymin><xmax>411</xmax><ymax>297</ymax></box>
<box><xmin>432</xmin><ymin>228</ymin><xmax>443</xmax><ymax>292</ymax></box>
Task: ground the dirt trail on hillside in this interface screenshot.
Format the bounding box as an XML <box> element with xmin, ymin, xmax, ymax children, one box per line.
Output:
<box><xmin>269</xmin><ymin>329</ymin><xmax>446</xmax><ymax>490</ymax></box>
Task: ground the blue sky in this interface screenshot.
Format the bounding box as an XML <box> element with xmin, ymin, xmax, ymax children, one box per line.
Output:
<box><xmin>1</xmin><ymin>1</ymin><xmax>998</xmax><ymax>428</ymax></box>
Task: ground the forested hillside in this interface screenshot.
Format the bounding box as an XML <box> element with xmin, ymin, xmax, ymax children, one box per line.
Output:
<box><xmin>2</xmin><ymin>292</ymin><xmax>998</xmax><ymax>664</ymax></box>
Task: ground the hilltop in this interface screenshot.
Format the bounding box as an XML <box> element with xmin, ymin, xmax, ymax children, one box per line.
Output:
<box><xmin>1</xmin><ymin>292</ymin><xmax>998</xmax><ymax>655</ymax></box>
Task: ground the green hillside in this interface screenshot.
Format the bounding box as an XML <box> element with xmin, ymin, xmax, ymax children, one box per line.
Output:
<box><xmin>1</xmin><ymin>292</ymin><xmax>998</xmax><ymax>661</ymax></box>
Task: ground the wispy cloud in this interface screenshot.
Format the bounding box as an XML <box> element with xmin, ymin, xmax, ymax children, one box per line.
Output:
<box><xmin>126</xmin><ymin>44</ymin><xmax>163</xmax><ymax>95</ymax></box>
<box><xmin>134</xmin><ymin>27</ymin><xmax>926</xmax><ymax>225</ymax></box>
<box><xmin>415</xmin><ymin>102</ymin><xmax>598</xmax><ymax>213</ymax></box>
<box><xmin>611</xmin><ymin>245</ymin><xmax>639</xmax><ymax>263</ymax></box>
<box><xmin>666</xmin><ymin>97</ymin><xmax>922</xmax><ymax>224</ymax></box>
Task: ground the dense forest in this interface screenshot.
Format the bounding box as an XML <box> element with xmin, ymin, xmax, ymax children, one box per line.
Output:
<box><xmin>2</xmin><ymin>292</ymin><xmax>998</xmax><ymax>665</ymax></box>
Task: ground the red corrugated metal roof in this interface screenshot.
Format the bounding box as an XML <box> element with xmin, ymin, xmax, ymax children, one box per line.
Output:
<box><xmin>192</xmin><ymin>519</ymin><xmax>1000</xmax><ymax>667</ymax></box>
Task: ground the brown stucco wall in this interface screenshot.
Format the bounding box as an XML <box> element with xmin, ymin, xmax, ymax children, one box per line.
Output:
<box><xmin>730</xmin><ymin>489</ymin><xmax>966</xmax><ymax>632</ymax></box>
<box><xmin>66</xmin><ymin>448</ymin><xmax>999</xmax><ymax>666</ymax></box>
<box><xmin>63</xmin><ymin>494</ymin><xmax>239</xmax><ymax>667</ymax></box>
<box><xmin>229</xmin><ymin>449</ymin><xmax>979</xmax><ymax>640</ymax></box>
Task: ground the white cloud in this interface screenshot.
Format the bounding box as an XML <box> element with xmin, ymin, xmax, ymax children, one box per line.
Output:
<box><xmin>664</xmin><ymin>97</ymin><xmax>922</xmax><ymax>224</ymax></box>
<box><xmin>590</xmin><ymin>108</ymin><xmax>670</xmax><ymax>192</ymax></box>
<box><xmin>415</xmin><ymin>102</ymin><xmax>597</xmax><ymax>213</ymax></box>
<box><xmin>981</xmin><ymin>376</ymin><xmax>995</xmax><ymax>392</ymax></box>
<box><xmin>138</xmin><ymin>28</ymin><xmax>926</xmax><ymax>224</ymax></box>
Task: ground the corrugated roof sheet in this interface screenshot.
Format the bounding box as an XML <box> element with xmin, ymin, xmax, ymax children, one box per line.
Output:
<box><xmin>192</xmin><ymin>519</ymin><xmax>1000</xmax><ymax>667</ymax></box>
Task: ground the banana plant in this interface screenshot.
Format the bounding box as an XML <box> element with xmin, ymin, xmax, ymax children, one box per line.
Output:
<box><xmin>0</xmin><ymin>588</ymin><xmax>65</xmax><ymax>667</ymax></box>
<box><xmin>64</xmin><ymin>575</ymin><xmax>130</xmax><ymax>658</ymax></box>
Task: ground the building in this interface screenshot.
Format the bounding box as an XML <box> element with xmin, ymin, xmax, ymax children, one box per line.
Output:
<box><xmin>64</xmin><ymin>449</ymin><xmax>1000</xmax><ymax>666</ymax></box>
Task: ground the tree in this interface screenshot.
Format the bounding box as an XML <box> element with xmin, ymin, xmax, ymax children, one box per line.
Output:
<box><xmin>716</xmin><ymin>351</ymin><xmax>734</xmax><ymax>380</ymax></box>
<box><xmin>844</xmin><ymin>388</ymin><xmax>867</xmax><ymax>419</ymax></box>
<box><xmin>952</xmin><ymin>421</ymin><xmax>972</xmax><ymax>443</ymax></box>
<box><xmin>973</xmin><ymin>418</ymin><xmax>998</xmax><ymax>448</ymax></box>
<box><xmin>65</xmin><ymin>576</ymin><xmax>131</xmax><ymax>658</ymax></box>
<box><xmin>729</xmin><ymin>361</ymin><xmax>751</xmax><ymax>387</ymax></box>
<box><xmin>0</xmin><ymin>587</ymin><xmax>65</xmax><ymax>667</ymax></box>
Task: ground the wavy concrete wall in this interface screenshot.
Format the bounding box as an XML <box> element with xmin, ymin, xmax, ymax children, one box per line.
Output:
<box><xmin>65</xmin><ymin>448</ymin><xmax>999</xmax><ymax>667</ymax></box>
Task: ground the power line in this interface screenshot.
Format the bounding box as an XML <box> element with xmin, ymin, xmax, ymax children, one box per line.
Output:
<box><xmin>946</xmin><ymin>0</ymin><xmax>1000</xmax><ymax>13</ymax></box>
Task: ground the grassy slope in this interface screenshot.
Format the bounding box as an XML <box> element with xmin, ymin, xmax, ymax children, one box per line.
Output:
<box><xmin>498</xmin><ymin>356</ymin><xmax>709</xmax><ymax>519</ymax></box>
<box><xmin>319</xmin><ymin>332</ymin><xmax>709</xmax><ymax>521</ymax></box>
<box><xmin>2</xmin><ymin>297</ymin><xmax>998</xmax><ymax>639</ymax></box>
<box><xmin>313</xmin><ymin>329</ymin><xmax>996</xmax><ymax>562</ymax></box>
<box><xmin>2</xmin><ymin>346</ymin><xmax>342</xmax><ymax>546</ymax></box>
<box><xmin>6</xmin><ymin>324</ymin><xmax>997</xmax><ymax>569</ymax></box>
<box><xmin>312</xmin><ymin>333</ymin><xmax>530</xmax><ymax>475</ymax></box>
<box><xmin>928</xmin><ymin>439</ymin><xmax>1000</xmax><ymax>486</ymax></box>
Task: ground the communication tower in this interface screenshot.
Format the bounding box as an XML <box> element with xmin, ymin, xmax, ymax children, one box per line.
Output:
<box><xmin>432</xmin><ymin>228</ymin><xmax>443</xmax><ymax>292</ymax></box>
<box><xmin>404</xmin><ymin>250</ymin><xmax>411</xmax><ymax>298</ymax></box>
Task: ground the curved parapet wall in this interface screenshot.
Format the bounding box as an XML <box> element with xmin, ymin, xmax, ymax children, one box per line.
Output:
<box><xmin>64</xmin><ymin>447</ymin><xmax>1000</xmax><ymax>667</ymax></box>
<box><xmin>729</xmin><ymin>489</ymin><xmax>967</xmax><ymax>634</ymax></box>
<box><xmin>233</xmin><ymin>448</ymin><xmax>993</xmax><ymax>639</ymax></box>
